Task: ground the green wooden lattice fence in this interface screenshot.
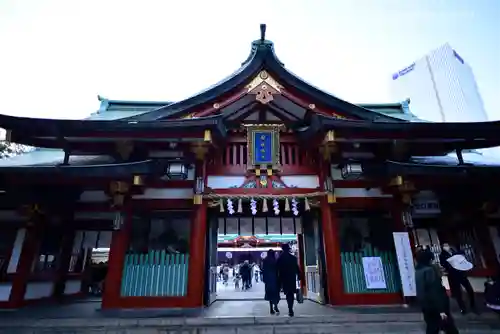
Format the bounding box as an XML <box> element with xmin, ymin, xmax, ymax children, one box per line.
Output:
<box><xmin>121</xmin><ymin>251</ymin><xmax>189</xmax><ymax>297</ymax></box>
<box><xmin>341</xmin><ymin>246</ymin><xmax>400</xmax><ymax>294</ymax></box>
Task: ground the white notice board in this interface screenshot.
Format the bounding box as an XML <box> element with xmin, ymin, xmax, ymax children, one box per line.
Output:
<box><xmin>393</xmin><ymin>232</ymin><xmax>417</xmax><ymax>296</ymax></box>
<box><xmin>362</xmin><ymin>257</ymin><xmax>387</xmax><ymax>289</ymax></box>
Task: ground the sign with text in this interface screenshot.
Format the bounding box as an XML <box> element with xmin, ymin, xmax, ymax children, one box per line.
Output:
<box><xmin>412</xmin><ymin>200</ymin><xmax>440</xmax><ymax>215</ymax></box>
<box><xmin>393</xmin><ymin>232</ymin><xmax>417</xmax><ymax>296</ymax></box>
<box><xmin>246</xmin><ymin>125</ymin><xmax>281</xmax><ymax>169</ymax></box>
<box><xmin>362</xmin><ymin>257</ymin><xmax>387</xmax><ymax>289</ymax></box>
<box><xmin>252</xmin><ymin>131</ymin><xmax>273</xmax><ymax>164</ymax></box>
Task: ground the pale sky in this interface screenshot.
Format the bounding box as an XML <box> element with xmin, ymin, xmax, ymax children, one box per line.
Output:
<box><xmin>0</xmin><ymin>0</ymin><xmax>498</xmax><ymax>120</ymax></box>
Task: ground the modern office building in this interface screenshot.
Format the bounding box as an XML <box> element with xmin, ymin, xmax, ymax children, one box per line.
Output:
<box><xmin>391</xmin><ymin>43</ymin><xmax>488</xmax><ymax>123</ymax></box>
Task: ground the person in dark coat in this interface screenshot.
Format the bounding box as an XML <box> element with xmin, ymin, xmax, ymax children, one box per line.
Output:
<box><xmin>439</xmin><ymin>243</ymin><xmax>476</xmax><ymax>314</ymax></box>
<box><xmin>262</xmin><ymin>249</ymin><xmax>280</xmax><ymax>315</ymax></box>
<box><xmin>416</xmin><ymin>249</ymin><xmax>459</xmax><ymax>334</ymax></box>
<box><xmin>276</xmin><ymin>243</ymin><xmax>300</xmax><ymax>317</ymax></box>
<box><xmin>239</xmin><ymin>260</ymin><xmax>251</xmax><ymax>290</ymax></box>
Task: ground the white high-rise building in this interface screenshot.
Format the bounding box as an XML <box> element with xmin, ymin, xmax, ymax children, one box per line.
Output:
<box><xmin>390</xmin><ymin>43</ymin><xmax>488</xmax><ymax>123</ymax></box>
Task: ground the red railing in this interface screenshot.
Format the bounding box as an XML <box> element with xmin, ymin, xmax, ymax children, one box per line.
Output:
<box><xmin>207</xmin><ymin>142</ymin><xmax>317</xmax><ymax>175</ymax></box>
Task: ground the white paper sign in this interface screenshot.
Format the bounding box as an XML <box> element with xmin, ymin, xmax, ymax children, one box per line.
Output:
<box><xmin>362</xmin><ymin>257</ymin><xmax>387</xmax><ymax>289</ymax></box>
<box><xmin>393</xmin><ymin>232</ymin><xmax>417</xmax><ymax>296</ymax></box>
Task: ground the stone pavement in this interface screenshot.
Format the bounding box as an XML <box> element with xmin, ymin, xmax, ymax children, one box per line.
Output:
<box><xmin>217</xmin><ymin>278</ymin><xmax>285</xmax><ymax>300</ymax></box>
<box><xmin>0</xmin><ymin>300</ymin><xmax>499</xmax><ymax>333</ymax></box>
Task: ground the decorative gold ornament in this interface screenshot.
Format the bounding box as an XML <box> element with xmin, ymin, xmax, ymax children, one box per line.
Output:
<box><xmin>327</xmin><ymin>193</ymin><xmax>336</xmax><ymax>204</ymax></box>
<box><xmin>324</xmin><ymin>130</ymin><xmax>335</xmax><ymax>143</ymax></box>
<box><xmin>246</xmin><ymin>70</ymin><xmax>283</xmax><ymax>104</ymax></box>
<box><xmin>193</xmin><ymin>194</ymin><xmax>203</xmax><ymax>205</ymax></box>
<box><xmin>191</xmin><ymin>145</ymin><xmax>208</xmax><ymax>160</ymax></box>
<box><xmin>389</xmin><ymin>176</ymin><xmax>403</xmax><ymax>187</ymax></box>
<box><xmin>182</xmin><ymin>113</ymin><xmax>195</xmax><ymax>119</ymax></box>
<box><xmin>133</xmin><ymin>175</ymin><xmax>144</xmax><ymax>186</ymax></box>
<box><xmin>204</xmin><ymin>129</ymin><xmax>212</xmax><ymax>143</ymax></box>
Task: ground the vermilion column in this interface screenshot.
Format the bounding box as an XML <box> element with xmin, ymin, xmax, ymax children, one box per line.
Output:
<box><xmin>186</xmin><ymin>201</ymin><xmax>208</xmax><ymax>306</ymax></box>
<box><xmin>318</xmin><ymin>160</ymin><xmax>343</xmax><ymax>304</ymax></box>
<box><xmin>319</xmin><ymin>199</ymin><xmax>343</xmax><ymax>304</ymax></box>
<box><xmin>9</xmin><ymin>224</ymin><xmax>40</xmax><ymax>308</ymax></box>
<box><xmin>186</xmin><ymin>159</ymin><xmax>208</xmax><ymax>307</ymax></box>
<box><xmin>102</xmin><ymin>210</ymin><xmax>131</xmax><ymax>309</ymax></box>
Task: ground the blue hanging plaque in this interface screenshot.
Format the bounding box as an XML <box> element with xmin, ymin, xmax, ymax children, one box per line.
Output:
<box><xmin>252</xmin><ymin>131</ymin><xmax>273</xmax><ymax>164</ymax></box>
<box><xmin>246</xmin><ymin>126</ymin><xmax>280</xmax><ymax>168</ymax></box>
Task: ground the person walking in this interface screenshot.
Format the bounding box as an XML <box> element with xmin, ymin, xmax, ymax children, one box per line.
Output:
<box><xmin>239</xmin><ymin>260</ymin><xmax>251</xmax><ymax>290</ymax></box>
<box><xmin>439</xmin><ymin>243</ymin><xmax>476</xmax><ymax>314</ymax></box>
<box><xmin>416</xmin><ymin>249</ymin><xmax>459</xmax><ymax>334</ymax></box>
<box><xmin>262</xmin><ymin>249</ymin><xmax>280</xmax><ymax>315</ymax></box>
<box><xmin>276</xmin><ymin>243</ymin><xmax>300</xmax><ymax>317</ymax></box>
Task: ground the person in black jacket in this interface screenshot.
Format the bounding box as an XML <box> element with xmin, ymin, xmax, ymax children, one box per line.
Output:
<box><xmin>262</xmin><ymin>249</ymin><xmax>280</xmax><ymax>315</ymax></box>
<box><xmin>439</xmin><ymin>243</ymin><xmax>476</xmax><ymax>314</ymax></box>
<box><xmin>416</xmin><ymin>249</ymin><xmax>459</xmax><ymax>334</ymax></box>
<box><xmin>276</xmin><ymin>243</ymin><xmax>300</xmax><ymax>317</ymax></box>
<box><xmin>239</xmin><ymin>260</ymin><xmax>252</xmax><ymax>290</ymax></box>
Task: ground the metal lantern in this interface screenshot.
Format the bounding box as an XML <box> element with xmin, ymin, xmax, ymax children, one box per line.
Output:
<box><xmin>401</xmin><ymin>210</ymin><xmax>414</xmax><ymax>228</ymax></box>
<box><xmin>195</xmin><ymin>176</ymin><xmax>204</xmax><ymax>194</ymax></box>
<box><xmin>113</xmin><ymin>212</ymin><xmax>125</xmax><ymax>230</ymax></box>
<box><xmin>165</xmin><ymin>163</ymin><xmax>189</xmax><ymax>180</ymax></box>
<box><xmin>340</xmin><ymin>162</ymin><xmax>363</xmax><ymax>180</ymax></box>
<box><xmin>323</xmin><ymin>177</ymin><xmax>334</xmax><ymax>192</ymax></box>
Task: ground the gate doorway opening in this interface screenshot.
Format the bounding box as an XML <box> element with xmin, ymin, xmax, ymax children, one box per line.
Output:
<box><xmin>204</xmin><ymin>211</ymin><xmax>327</xmax><ymax>305</ymax></box>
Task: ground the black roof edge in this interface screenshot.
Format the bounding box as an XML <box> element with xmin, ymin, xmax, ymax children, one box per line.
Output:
<box><xmin>124</xmin><ymin>25</ymin><xmax>404</xmax><ymax>122</ymax></box>
<box><xmin>0</xmin><ymin>159</ymin><xmax>169</xmax><ymax>177</ymax></box>
<box><xmin>0</xmin><ymin>113</ymin><xmax>226</xmax><ymax>137</ymax></box>
<box><xmin>98</xmin><ymin>95</ymin><xmax>173</xmax><ymax>106</ymax></box>
<box><xmin>315</xmin><ymin>114</ymin><xmax>500</xmax><ymax>137</ymax></box>
<box><xmin>363</xmin><ymin>160</ymin><xmax>500</xmax><ymax>177</ymax></box>
<box><xmin>123</xmin><ymin>40</ymin><xmax>271</xmax><ymax>122</ymax></box>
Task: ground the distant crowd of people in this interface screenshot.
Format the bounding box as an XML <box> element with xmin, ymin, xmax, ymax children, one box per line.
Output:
<box><xmin>218</xmin><ymin>244</ymin><xmax>301</xmax><ymax>317</ymax></box>
<box><xmin>218</xmin><ymin>260</ymin><xmax>262</xmax><ymax>291</ymax></box>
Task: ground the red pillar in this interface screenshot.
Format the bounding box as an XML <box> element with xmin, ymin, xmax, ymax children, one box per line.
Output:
<box><xmin>186</xmin><ymin>201</ymin><xmax>208</xmax><ymax>306</ymax></box>
<box><xmin>318</xmin><ymin>160</ymin><xmax>343</xmax><ymax>304</ymax></box>
<box><xmin>9</xmin><ymin>224</ymin><xmax>40</xmax><ymax>308</ymax></box>
<box><xmin>102</xmin><ymin>210</ymin><xmax>131</xmax><ymax>309</ymax></box>
<box><xmin>185</xmin><ymin>159</ymin><xmax>208</xmax><ymax>307</ymax></box>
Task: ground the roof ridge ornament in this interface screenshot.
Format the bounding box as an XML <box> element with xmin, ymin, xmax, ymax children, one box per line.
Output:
<box><xmin>246</xmin><ymin>70</ymin><xmax>283</xmax><ymax>104</ymax></box>
<box><xmin>260</xmin><ymin>23</ymin><xmax>266</xmax><ymax>42</ymax></box>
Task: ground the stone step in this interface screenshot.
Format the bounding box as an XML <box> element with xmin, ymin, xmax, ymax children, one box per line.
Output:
<box><xmin>0</xmin><ymin>314</ymin><xmax>499</xmax><ymax>334</ymax></box>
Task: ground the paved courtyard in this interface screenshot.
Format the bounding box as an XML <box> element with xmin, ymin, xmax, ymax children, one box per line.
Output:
<box><xmin>0</xmin><ymin>276</ymin><xmax>499</xmax><ymax>334</ymax></box>
<box><xmin>0</xmin><ymin>299</ymin><xmax>499</xmax><ymax>333</ymax></box>
<box><xmin>216</xmin><ymin>276</ymin><xmax>276</xmax><ymax>300</ymax></box>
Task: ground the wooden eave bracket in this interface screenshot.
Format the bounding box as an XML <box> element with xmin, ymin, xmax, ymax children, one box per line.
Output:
<box><xmin>189</xmin><ymin>128</ymin><xmax>217</xmax><ymax>160</ymax></box>
<box><xmin>388</xmin><ymin>175</ymin><xmax>416</xmax><ymax>205</ymax></box>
